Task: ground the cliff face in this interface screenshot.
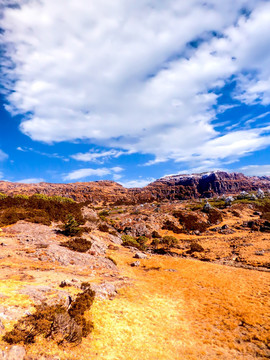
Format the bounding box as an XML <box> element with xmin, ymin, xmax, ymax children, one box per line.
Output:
<box><xmin>144</xmin><ymin>171</ymin><xmax>270</xmax><ymax>200</ymax></box>
<box><xmin>0</xmin><ymin>171</ymin><xmax>269</xmax><ymax>203</ymax></box>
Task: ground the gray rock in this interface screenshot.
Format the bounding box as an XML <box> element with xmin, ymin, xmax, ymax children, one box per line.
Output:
<box><xmin>134</xmin><ymin>252</ymin><xmax>147</xmax><ymax>259</ymax></box>
<box><xmin>203</xmin><ymin>201</ymin><xmax>212</xmax><ymax>212</ymax></box>
<box><xmin>0</xmin><ymin>318</ymin><xmax>5</xmax><ymax>334</ymax></box>
<box><xmin>0</xmin><ymin>350</ymin><xmax>8</xmax><ymax>360</ymax></box>
<box><xmin>7</xmin><ymin>346</ymin><xmax>26</xmax><ymax>360</ymax></box>
<box><xmin>131</xmin><ymin>261</ymin><xmax>140</xmax><ymax>267</ymax></box>
<box><xmin>90</xmin><ymin>282</ymin><xmax>117</xmax><ymax>300</ymax></box>
<box><xmin>109</xmin><ymin>234</ymin><xmax>122</xmax><ymax>245</ymax></box>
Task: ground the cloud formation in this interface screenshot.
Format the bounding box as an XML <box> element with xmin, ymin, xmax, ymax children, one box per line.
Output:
<box><xmin>238</xmin><ymin>165</ymin><xmax>270</xmax><ymax>176</ymax></box>
<box><xmin>1</xmin><ymin>0</ymin><xmax>270</xmax><ymax>169</ymax></box>
<box><xmin>71</xmin><ymin>149</ymin><xmax>126</xmax><ymax>163</ymax></box>
<box><xmin>63</xmin><ymin>166</ymin><xmax>123</xmax><ymax>181</ymax></box>
<box><xmin>0</xmin><ymin>150</ymin><xmax>8</xmax><ymax>161</ymax></box>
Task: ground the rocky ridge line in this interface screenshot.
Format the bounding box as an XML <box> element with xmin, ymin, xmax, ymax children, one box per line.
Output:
<box><xmin>0</xmin><ymin>171</ymin><xmax>269</xmax><ymax>204</ymax></box>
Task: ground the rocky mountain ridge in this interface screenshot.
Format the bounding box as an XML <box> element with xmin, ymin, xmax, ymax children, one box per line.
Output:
<box><xmin>0</xmin><ymin>171</ymin><xmax>270</xmax><ymax>203</ymax></box>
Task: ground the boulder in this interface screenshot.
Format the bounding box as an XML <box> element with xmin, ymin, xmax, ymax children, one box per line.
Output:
<box><xmin>7</xmin><ymin>346</ymin><xmax>26</xmax><ymax>360</ymax></box>
<box><xmin>131</xmin><ymin>261</ymin><xmax>140</xmax><ymax>267</ymax></box>
<box><xmin>134</xmin><ymin>252</ymin><xmax>148</xmax><ymax>259</ymax></box>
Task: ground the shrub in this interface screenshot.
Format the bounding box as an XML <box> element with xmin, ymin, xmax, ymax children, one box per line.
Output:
<box><xmin>122</xmin><ymin>235</ymin><xmax>141</xmax><ymax>249</ymax></box>
<box><xmin>160</xmin><ymin>236</ymin><xmax>178</xmax><ymax>249</ymax></box>
<box><xmin>61</xmin><ymin>215</ymin><xmax>83</xmax><ymax>236</ymax></box>
<box><xmin>151</xmin><ymin>238</ymin><xmax>160</xmax><ymax>248</ymax></box>
<box><xmin>3</xmin><ymin>288</ymin><xmax>95</xmax><ymax>346</ymax></box>
<box><xmin>0</xmin><ymin>194</ymin><xmax>84</xmax><ymax>227</ymax></box>
<box><xmin>162</xmin><ymin>220</ymin><xmax>182</xmax><ymax>233</ymax></box>
<box><xmin>188</xmin><ymin>242</ymin><xmax>204</xmax><ymax>254</ymax></box>
<box><xmin>98</xmin><ymin>223</ymin><xmax>110</xmax><ymax>233</ymax></box>
<box><xmin>136</xmin><ymin>236</ymin><xmax>148</xmax><ymax>250</ymax></box>
<box><xmin>60</xmin><ymin>237</ymin><xmax>92</xmax><ymax>253</ymax></box>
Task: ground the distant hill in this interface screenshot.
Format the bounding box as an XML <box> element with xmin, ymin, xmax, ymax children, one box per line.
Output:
<box><xmin>0</xmin><ymin>171</ymin><xmax>270</xmax><ymax>204</ymax></box>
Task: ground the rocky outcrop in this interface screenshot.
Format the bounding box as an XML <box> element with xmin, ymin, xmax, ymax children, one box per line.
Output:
<box><xmin>0</xmin><ymin>171</ymin><xmax>270</xmax><ymax>204</ymax></box>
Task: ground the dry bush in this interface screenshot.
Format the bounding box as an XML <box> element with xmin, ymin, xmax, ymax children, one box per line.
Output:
<box><xmin>98</xmin><ymin>223</ymin><xmax>110</xmax><ymax>233</ymax></box>
<box><xmin>162</xmin><ymin>220</ymin><xmax>182</xmax><ymax>234</ymax></box>
<box><xmin>3</xmin><ymin>288</ymin><xmax>95</xmax><ymax>346</ymax></box>
<box><xmin>60</xmin><ymin>237</ymin><xmax>92</xmax><ymax>253</ymax></box>
<box><xmin>207</xmin><ymin>208</ymin><xmax>223</xmax><ymax>225</ymax></box>
<box><xmin>188</xmin><ymin>241</ymin><xmax>205</xmax><ymax>254</ymax></box>
<box><xmin>174</xmin><ymin>210</ymin><xmax>208</xmax><ymax>233</ymax></box>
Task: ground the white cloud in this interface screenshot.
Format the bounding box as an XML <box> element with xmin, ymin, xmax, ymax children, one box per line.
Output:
<box><xmin>71</xmin><ymin>149</ymin><xmax>126</xmax><ymax>162</ymax></box>
<box><xmin>16</xmin><ymin>146</ymin><xmax>25</xmax><ymax>151</ymax></box>
<box><xmin>63</xmin><ymin>166</ymin><xmax>123</xmax><ymax>181</ymax></box>
<box><xmin>0</xmin><ymin>150</ymin><xmax>8</xmax><ymax>161</ymax></box>
<box><xmin>120</xmin><ymin>178</ymin><xmax>155</xmax><ymax>188</ymax></box>
<box><xmin>1</xmin><ymin>0</ymin><xmax>270</xmax><ymax>168</ymax></box>
<box><xmin>16</xmin><ymin>146</ymin><xmax>68</xmax><ymax>161</ymax></box>
<box><xmin>111</xmin><ymin>166</ymin><xmax>123</xmax><ymax>173</ymax></box>
<box><xmin>238</xmin><ymin>165</ymin><xmax>270</xmax><ymax>176</ymax></box>
<box><xmin>17</xmin><ymin>178</ymin><xmax>44</xmax><ymax>183</ymax></box>
<box><xmin>113</xmin><ymin>173</ymin><xmax>122</xmax><ymax>181</ymax></box>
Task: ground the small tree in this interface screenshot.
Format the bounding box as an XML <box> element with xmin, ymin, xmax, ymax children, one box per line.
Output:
<box><xmin>62</xmin><ymin>215</ymin><xmax>82</xmax><ymax>236</ymax></box>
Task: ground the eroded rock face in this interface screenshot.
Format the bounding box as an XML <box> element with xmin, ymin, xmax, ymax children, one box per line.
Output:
<box><xmin>0</xmin><ymin>171</ymin><xmax>269</xmax><ymax>204</ymax></box>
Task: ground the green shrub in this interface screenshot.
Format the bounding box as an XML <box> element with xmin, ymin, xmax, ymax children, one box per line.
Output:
<box><xmin>160</xmin><ymin>235</ymin><xmax>178</xmax><ymax>248</ymax></box>
<box><xmin>151</xmin><ymin>238</ymin><xmax>160</xmax><ymax>248</ymax></box>
<box><xmin>136</xmin><ymin>236</ymin><xmax>148</xmax><ymax>250</ymax></box>
<box><xmin>0</xmin><ymin>193</ymin><xmax>7</xmax><ymax>200</ymax></box>
<box><xmin>61</xmin><ymin>215</ymin><xmax>83</xmax><ymax>236</ymax></box>
<box><xmin>122</xmin><ymin>235</ymin><xmax>141</xmax><ymax>249</ymax></box>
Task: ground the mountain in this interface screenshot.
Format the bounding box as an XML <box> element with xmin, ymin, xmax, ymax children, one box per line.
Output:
<box><xmin>0</xmin><ymin>171</ymin><xmax>270</xmax><ymax>203</ymax></box>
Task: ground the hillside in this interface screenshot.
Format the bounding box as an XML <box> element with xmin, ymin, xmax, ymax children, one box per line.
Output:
<box><xmin>0</xmin><ymin>190</ymin><xmax>270</xmax><ymax>359</ymax></box>
<box><xmin>0</xmin><ymin>171</ymin><xmax>270</xmax><ymax>203</ymax></box>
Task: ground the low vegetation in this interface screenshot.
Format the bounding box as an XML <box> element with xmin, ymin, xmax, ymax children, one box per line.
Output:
<box><xmin>3</xmin><ymin>288</ymin><xmax>95</xmax><ymax>346</ymax></box>
<box><xmin>60</xmin><ymin>237</ymin><xmax>92</xmax><ymax>253</ymax></box>
<box><xmin>0</xmin><ymin>194</ymin><xmax>84</xmax><ymax>227</ymax></box>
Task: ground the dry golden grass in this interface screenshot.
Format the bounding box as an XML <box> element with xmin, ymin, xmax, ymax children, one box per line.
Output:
<box><xmin>0</xmin><ymin>209</ymin><xmax>270</xmax><ymax>359</ymax></box>
<box><xmin>2</xmin><ymin>248</ymin><xmax>268</xmax><ymax>360</ymax></box>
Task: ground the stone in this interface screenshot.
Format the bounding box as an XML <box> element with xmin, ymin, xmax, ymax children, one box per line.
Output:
<box><xmin>225</xmin><ymin>196</ymin><xmax>234</xmax><ymax>206</ymax></box>
<box><xmin>134</xmin><ymin>252</ymin><xmax>147</xmax><ymax>259</ymax></box>
<box><xmin>257</xmin><ymin>188</ymin><xmax>264</xmax><ymax>199</ymax></box>
<box><xmin>131</xmin><ymin>261</ymin><xmax>140</xmax><ymax>267</ymax></box>
<box><xmin>0</xmin><ymin>318</ymin><xmax>5</xmax><ymax>334</ymax></box>
<box><xmin>90</xmin><ymin>282</ymin><xmax>117</xmax><ymax>300</ymax></box>
<box><xmin>203</xmin><ymin>201</ymin><xmax>212</xmax><ymax>212</ymax></box>
<box><xmin>7</xmin><ymin>346</ymin><xmax>26</xmax><ymax>360</ymax></box>
<box><xmin>0</xmin><ymin>350</ymin><xmax>8</xmax><ymax>360</ymax></box>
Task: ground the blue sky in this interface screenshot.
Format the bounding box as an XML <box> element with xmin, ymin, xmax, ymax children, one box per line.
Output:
<box><xmin>1</xmin><ymin>0</ymin><xmax>270</xmax><ymax>187</ymax></box>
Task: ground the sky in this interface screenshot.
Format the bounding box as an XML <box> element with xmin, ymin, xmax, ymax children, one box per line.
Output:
<box><xmin>1</xmin><ymin>0</ymin><xmax>270</xmax><ymax>187</ymax></box>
